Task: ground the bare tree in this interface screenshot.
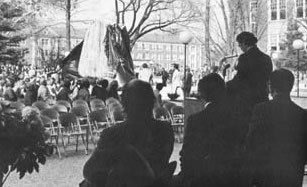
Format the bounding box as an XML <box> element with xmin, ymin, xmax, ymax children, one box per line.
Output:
<box><xmin>197</xmin><ymin>0</ymin><xmax>267</xmax><ymax>65</ymax></box>
<box><xmin>115</xmin><ymin>0</ymin><xmax>200</xmax><ymax>48</ymax></box>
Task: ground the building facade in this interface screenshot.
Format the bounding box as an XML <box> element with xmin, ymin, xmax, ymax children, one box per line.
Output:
<box><xmin>131</xmin><ymin>33</ymin><xmax>203</xmax><ymax>71</ymax></box>
<box><xmin>266</xmin><ymin>0</ymin><xmax>307</xmax><ymax>55</ymax></box>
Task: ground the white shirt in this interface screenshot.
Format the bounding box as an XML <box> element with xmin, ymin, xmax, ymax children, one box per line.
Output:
<box><xmin>138</xmin><ymin>68</ymin><xmax>153</xmax><ymax>82</ymax></box>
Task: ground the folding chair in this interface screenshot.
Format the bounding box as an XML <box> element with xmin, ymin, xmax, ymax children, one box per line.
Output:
<box><xmin>153</xmin><ymin>107</ymin><xmax>172</xmax><ymax>122</ymax></box>
<box><xmin>90</xmin><ymin>98</ymin><xmax>105</xmax><ymax>107</ymax></box>
<box><xmin>56</xmin><ymin>100</ymin><xmax>72</xmax><ymax>112</ymax></box>
<box><xmin>70</xmin><ymin>105</ymin><xmax>94</xmax><ymax>147</ymax></box>
<box><xmin>105</xmin><ymin>97</ymin><xmax>120</xmax><ymax>106</ymax></box>
<box><xmin>32</xmin><ymin>101</ymin><xmax>49</xmax><ymax>111</ymax></box>
<box><xmin>72</xmin><ymin>99</ymin><xmax>89</xmax><ymax>109</ymax></box>
<box><xmin>40</xmin><ymin>115</ymin><xmax>61</xmax><ymax>158</ymax></box>
<box><xmin>52</xmin><ymin>104</ymin><xmax>68</xmax><ymax>113</ymax></box>
<box><xmin>88</xmin><ymin>109</ymin><xmax>110</xmax><ymax>145</ymax></box>
<box><xmin>109</xmin><ymin>108</ymin><xmax>125</xmax><ymax>125</ymax></box>
<box><xmin>58</xmin><ymin>112</ymin><xmax>88</xmax><ymax>155</ymax></box>
<box><xmin>90</xmin><ymin>99</ymin><xmax>107</xmax><ymax>111</ymax></box>
<box><xmin>170</xmin><ymin>105</ymin><xmax>184</xmax><ymax>143</ymax></box>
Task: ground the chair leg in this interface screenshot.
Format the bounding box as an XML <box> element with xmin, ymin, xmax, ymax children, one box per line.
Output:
<box><xmin>55</xmin><ymin>135</ymin><xmax>61</xmax><ymax>158</ymax></box>
<box><xmin>61</xmin><ymin>135</ymin><xmax>67</xmax><ymax>157</ymax></box>
<box><xmin>76</xmin><ymin>135</ymin><xmax>79</xmax><ymax>152</ymax></box>
<box><xmin>81</xmin><ymin>134</ymin><xmax>88</xmax><ymax>155</ymax></box>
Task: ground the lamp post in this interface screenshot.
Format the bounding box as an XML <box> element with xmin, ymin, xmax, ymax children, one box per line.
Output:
<box><xmin>179</xmin><ymin>31</ymin><xmax>193</xmax><ymax>98</ymax></box>
<box><xmin>292</xmin><ymin>39</ymin><xmax>304</xmax><ymax>97</ymax></box>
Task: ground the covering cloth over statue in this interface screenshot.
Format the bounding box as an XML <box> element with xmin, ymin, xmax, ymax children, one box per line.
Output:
<box><xmin>78</xmin><ymin>21</ymin><xmax>109</xmax><ymax>78</ymax></box>
<box><xmin>61</xmin><ymin>20</ymin><xmax>135</xmax><ymax>87</ymax></box>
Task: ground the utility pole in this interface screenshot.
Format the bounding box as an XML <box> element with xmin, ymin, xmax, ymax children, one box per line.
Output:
<box><xmin>66</xmin><ymin>0</ymin><xmax>71</xmax><ymax>51</ymax></box>
<box><xmin>204</xmin><ymin>0</ymin><xmax>211</xmax><ymax>67</ymax></box>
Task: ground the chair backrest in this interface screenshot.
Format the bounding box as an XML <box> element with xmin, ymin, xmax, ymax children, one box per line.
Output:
<box><xmin>108</xmin><ymin>102</ymin><xmax>123</xmax><ymax>112</ymax></box>
<box><xmin>153</xmin><ymin>107</ymin><xmax>171</xmax><ymax>122</ymax></box>
<box><xmin>105</xmin><ymin>97</ymin><xmax>120</xmax><ymax>106</ymax></box>
<box><xmin>90</xmin><ymin>99</ymin><xmax>105</xmax><ymax>107</ymax></box>
<box><xmin>72</xmin><ymin>99</ymin><xmax>89</xmax><ymax>109</ymax></box>
<box><xmin>56</xmin><ymin>100</ymin><xmax>72</xmax><ymax>111</ymax></box>
<box><xmin>88</xmin><ymin>109</ymin><xmax>109</xmax><ymax>123</ymax></box>
<box><xmin>58</xmin><ymin>112</ymin><xmax>78</xmax><ymax>128</ymax></box>
<box><xmin>71</xmin><ymin>105</ymin><xmax>89</xmax><ymax>117</ymax></box>
<box><xmin>110</xmin><ymin>109</ymin><xmax>125</xmax><ymax>123</ymax></box>
<box><xmin>91</xmin><ymin>104</ymin><xmax>107</xmax><ymax>111</ymax></box>
<box><xmin>40</xmin><ymin>115</ymin><xmax>53</xmax><ymax>127</ymax></box>
<box><xmin>52</xmin><ymin>104</ymin><xmax>68</xmax><ymax>113</ymax></box>
<box><xmin>32</xmin><ymin>101</ymin><xmax>49</xmax><ymax>111</ymax></box>
<box><xmin>40</xmin><ymin>108</ymin><xmax>60</xmax><ymax>121</ymax></box>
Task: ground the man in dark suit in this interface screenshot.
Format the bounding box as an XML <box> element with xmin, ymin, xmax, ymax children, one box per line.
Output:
<box><xmin>245</xmin><ymin>69</ymin><xmax>307</xmax><ymax>187</ymax></box>
<box><xmin>179</xmin><ymin>73</ymin><xmax>245</xmax><ymax>187</ymax></box>
<box><xmin>227</xmin><ymin>32</ymin><xmax>273</xmax><ymax>110</ymax></box>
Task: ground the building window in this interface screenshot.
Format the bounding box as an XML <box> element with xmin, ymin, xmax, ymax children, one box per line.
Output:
<box><xmin>41</xmin><ymin>38</ymin><xmax>49</xmax><ymax>46</ymax></box>
<box><xmin>251</xmin><ymin>23</ymin><xmax>257</xmax><ymax>34</ymax></box>
<box><xmin>142</xmin><ymin>53</ymin><xmax>145</xmax><ymax>59</ymax></box>
<box><xmin>271</xmin><ymin>0</ymin><xmax>277</xmax><ymax>20</ymax></box>
<box><xmin>142</xmin><ymin>43</ymin><xmax>145</xmax><ymax>49</ymax></box>
<box><xmin>279</xmin><ymin>0</ymin><xmax>286</xmax><ymax>19</ymax></box>
<box><xmin>296</xmin><ymin>0</ymin><xmax>303</xmax><ymax>18</ymax></box>
<box><xmin>134</xmin><ymin>43</ymin><xmax>138</xmax><ymax>49</ymax></box>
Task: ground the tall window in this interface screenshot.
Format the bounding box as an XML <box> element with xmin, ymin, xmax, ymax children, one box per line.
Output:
<box><xmin>297</xmin><ymin>0</ymin><xmax>303</xmax><ymax>18</ymax></box>
<box><xmin>250</xmin><ymin>0</ymin><xmax>258</xmax><ymax>33</ymax></box>
<box><xmin>279</xmin><ymin>0</ymin><xmax>286</xmax><ymax>19</ymax></box>
<box><xmin>271</xmin><ymin>0</ymin><xmax>277</xmax><ymax>20</ymax></box>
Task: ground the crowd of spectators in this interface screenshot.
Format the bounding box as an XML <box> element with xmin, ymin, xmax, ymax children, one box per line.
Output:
<box><xmin>0</xmin><ymin>64</ymin><xmax>119</xmax><ymax>105</ymax></box>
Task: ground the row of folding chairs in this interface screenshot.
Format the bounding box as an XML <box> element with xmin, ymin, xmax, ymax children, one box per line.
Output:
<box><xmin>153</xmin><ymin>101</ymin><xmax>184</xmax><ymax>142</ymax></box>
<box><xmin>5</xmin><ymin>98</ymin><xmax>125</xmax><ymax>158</ymax></box>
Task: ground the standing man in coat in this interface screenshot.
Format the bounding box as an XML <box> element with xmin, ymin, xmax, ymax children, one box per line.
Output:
<box><xmin>226</xmin><ymin>32</ymin><xmax>273</xmax><ymax>110</ymax></box>
<box><xmin>245</xmin><ymin>69</ymin><xmax>307</xmax><ymax>187</ymax></box>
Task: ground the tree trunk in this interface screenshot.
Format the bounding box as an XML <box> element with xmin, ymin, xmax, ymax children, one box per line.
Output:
<box><xmin>66</xmin><ymin>0</ymin><xmax>71</xmax><ymax>52</ymax></box>
<box><xmin>115</xmin><ymin>0</ymin><xmax>119</xmax><ymax>24</ymax></box>
<box><xmin>205</xmin><ymin>0</ymin><xmax>211</xmax><ymax>67</ymax></box>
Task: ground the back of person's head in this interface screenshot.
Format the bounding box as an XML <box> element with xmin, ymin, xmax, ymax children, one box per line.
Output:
<box><xmin>122</xmin><ymin>79</ymin><xmax>155</xmax><ymax>119</ymax></box>
<box><xmin>270</xmin><ymin>68</ymin><xmax>294</xmax><ymax>94</ymax></box>
<box><xmin>110</xmin><ymin>80</ymin><xmax>118</xmax><ymax>90</ymax></box>
<box><xmin>142</xmin><ymin>63</ymin><xmax>148</xmax><ymax>69</ymax></box>
<box><xmin>40</xmin><ymin>79</ymin><xmax>47</xmax><ymax>86</ymax></box>
<box><xmin>198</xmin><ymin>73</ymin><xmax>225</xmax><ymax>102</ymax></box>
<box><xmin>156</xmin><ymin>83</ymin><xmax>164</xmax><ymax>91</ymax></box>
<box><xmin>236</xmin><ymin>31</ymin><xmax>258</xmax><ymax>46</ymax></box>
<box><xmin>81</xmin><ymin>79</ymin><xmax>90</xmax><ymax>89</ymax></box>
<box><xmin>173</xmin><ymin>64</ymin><xmax>179</xmax><ymax>70</ymax></box>
<box><xmin>100</xmin><ymin>79</ymin><xmax>109</xmax><ymax>88</ymax></box>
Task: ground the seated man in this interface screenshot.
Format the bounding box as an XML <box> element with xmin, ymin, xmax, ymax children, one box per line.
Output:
<box><xmin>82</xmin><ymin>79</ymin><xmax>174</xmax><ymax>187</ymax></box>
<box><xmin>180</xmin><ymin>73</ymin><xmax>244</xmax><ymax>187</ymax></box>
<box><xmin>245</xmin><ymin>69</ymin><xmax>307</xmax><ymax>187</ymax></box>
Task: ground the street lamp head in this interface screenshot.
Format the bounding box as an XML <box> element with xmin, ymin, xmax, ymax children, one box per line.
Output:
<box><xmin>179</xmin><ymin>31</ymin><xmax>193</xmax><ymax>44</ymax></box>
<box><xmin>292</xmin><ymin>39</ymin><xmax>305</xmax><ymax>50</ymax></box>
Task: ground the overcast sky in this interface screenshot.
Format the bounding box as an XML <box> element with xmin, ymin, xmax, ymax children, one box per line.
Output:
<box><xmin>73</xmin><ymin>0</ymin><xmax>115</xmax><ymax>22</ymax></box>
